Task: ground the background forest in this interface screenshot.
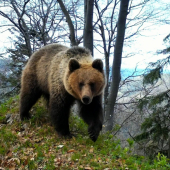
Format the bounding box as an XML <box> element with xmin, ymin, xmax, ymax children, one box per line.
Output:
<box><xmin>1</xmin><ymin>0</ymin><xmax>170</xmax><ymax>168</ymax></box>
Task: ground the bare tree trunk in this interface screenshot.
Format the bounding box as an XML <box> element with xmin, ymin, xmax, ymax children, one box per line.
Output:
<box><xmin>84</xmin><ymin>0</ymin><xmax>94</xmax><ymax>56</ymax></box>
<box><xmin>168</xmin><ymin>138</ymin><xmax>170</xmax><ymax>159</ymax></box>
<box><xmin>57</xmin><ymin>0</ymin><xmax>77</xmax><ymax>46</ymax></box>
<box><xmin>104</xmin><ymin>51</ymin><xmax>110</xmax><ymax>114</ymax></box>
<box><xmin>94</xmin><ymin>0</ymin><xmax>118</xmax><ymax>114</ymax></box>
<box><xmin>105</xmin><ymin>0</ymin><xmax>130</xmax><ymax>131</ymax></box>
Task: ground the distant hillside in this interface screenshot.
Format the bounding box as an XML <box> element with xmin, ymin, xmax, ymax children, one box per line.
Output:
<box><xmin>121</xmin><ymin>68</ymin><xmax>144</xmax><ymax>79</ymax></box>
<box><xmin>0</xmin><ymin>58</ymin><xmax>12</xmax><ymax>100</ymax></box>
<box><xmin>0</xmin><ymin>58</ymin><xmax>10</xmax><ymax>71</ymax></box>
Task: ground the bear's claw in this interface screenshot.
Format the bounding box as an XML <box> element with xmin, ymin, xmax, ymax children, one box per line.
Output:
<box><xmin>20</xmin><ymin>113</ymin><xmax>31</xmax><ymax>121</ymax></box>
<box><xmin>57</xmin><ymin>132</ymin><xmax>75</xmax><ymax>140</ymax></box>
<box><xmin>88</xmin><ymin>128</ymin><xmax>99</xmax><ymax>142</ymax></box>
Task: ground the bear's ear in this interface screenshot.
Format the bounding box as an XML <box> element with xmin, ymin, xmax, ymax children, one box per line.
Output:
<box><xmin>69</xmin><ymin>58</ymin><xmax>80</xmax><ymax>72</ymax></box>
<box><xmin>92</xmin><ymin>59</ymin><xmax>103</xmax><ymax>72</ymax></box>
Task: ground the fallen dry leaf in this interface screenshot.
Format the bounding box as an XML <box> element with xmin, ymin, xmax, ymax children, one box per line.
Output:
<box><xmin>54</xmin><ymin>158</ymin><xmax>62</xmax><ymax>166</ymax></box>
<box><xmin>57</xmin><ymin>145</ymin><xmax>64</xmax><ymax>148</ymax></box>
<box><xmin>7</xmin><ymin>150</ymin><xmax>13</xmax><ymax>158</ymax></box>
<box><xmin>9</xmin><ymin>158</ymin><xmax>20</xmax><ymax>165</ymax></box>
<box><xmin>67</xmin><ymin>149</ymin><xmax>75</xmax><ymax>153</ymax></box>
<box><xmin>89</xmin><ymin>148</ymin><xmax>94</xmax><ymax>153</ymax></box>
<box><xmin>34</xmin><ymin>137</ymin><xmax>43</xmax><ymax>143</ymax></box>
<box><xmin>9</xmin><ymin>167</ymin><xmax>15</xmax><ymax>170</ymax></box>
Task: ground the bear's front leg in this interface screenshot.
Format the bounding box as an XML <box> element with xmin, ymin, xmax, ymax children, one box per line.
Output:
<box><xmin>79</xmin><ymin>95</ymin><xmax>104</xmax><ymax>142</ymax></box>
<box><xmin>49</xmin><ymin>91</ymin><xmax>75</xmax><ymax>138</ymax></box>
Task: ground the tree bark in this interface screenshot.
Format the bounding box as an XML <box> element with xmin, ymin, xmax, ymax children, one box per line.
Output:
<box><xmin>57</xmin><ymin>0</ymin><xmax>77</xmax><ymax>46</ymax></box>
<box><xmin>104</xmin><ymin>51</ymin><xmax>110</xmax><ymax>114</ymax></box>
<box><xmin>94</xmin><ymin>0</ymin><xmax>118</xmax><ymax>114</ymax></box>
<box><xmin>84</xmin><ymin>0</ymin><xmax>94</xmax><ymax>56</ymax></box>
<box><xmin>105</xmin><ymin>0</ymin><xmax>130</xmax><ymax>131</ymax></box>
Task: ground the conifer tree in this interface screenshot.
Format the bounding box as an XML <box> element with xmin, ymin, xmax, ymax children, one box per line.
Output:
<box><xmin>135</xmin><ymin>34</ymin><xmax>170</xmax><ymax>158</ymax></box>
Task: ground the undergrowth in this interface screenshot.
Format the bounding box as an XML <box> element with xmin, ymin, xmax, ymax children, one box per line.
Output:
<box><xmin>0</xmin><ymin>96</ymin><xmax>170</xmax><ymax>169</ymax></box>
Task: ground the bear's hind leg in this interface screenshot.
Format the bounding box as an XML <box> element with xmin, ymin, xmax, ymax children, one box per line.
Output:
<box><xmin>20</xmin><ymin>87</ymin><xmax>41</xmax><ymax>120</ymax></box>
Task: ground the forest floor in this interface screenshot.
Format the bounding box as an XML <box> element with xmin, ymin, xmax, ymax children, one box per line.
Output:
<box><xmin>0</xmin><ymin>96</ymin><xmax>170</xmax><ymax>170</ymax></box>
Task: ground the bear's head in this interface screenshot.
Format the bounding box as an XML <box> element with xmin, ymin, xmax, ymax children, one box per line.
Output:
<box><xmin>64</xmin><ymin>58</ymin><xmax>105</xmax><ymax>104</ymax></box>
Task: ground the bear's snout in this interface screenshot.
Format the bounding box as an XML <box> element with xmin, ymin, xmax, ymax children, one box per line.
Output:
<box><xmin>82</xmin><ymin>96</ymin><xmax>92</xmax><ymax>105</ymax></box>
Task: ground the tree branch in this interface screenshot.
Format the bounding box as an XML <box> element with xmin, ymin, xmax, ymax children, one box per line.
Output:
<box><xmin>57</xmin><ymin>0</ymin><xmax>77</xmax><ymax>46</ymax></box>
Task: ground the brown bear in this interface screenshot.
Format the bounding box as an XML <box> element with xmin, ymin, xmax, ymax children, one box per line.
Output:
<box><xmin>20</xmin><ymin>43</ymin><xmax>105</xmax><ymax>142</ymax></box>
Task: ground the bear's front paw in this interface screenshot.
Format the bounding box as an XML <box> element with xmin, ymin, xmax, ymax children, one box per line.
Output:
<box><xmin>20</xmin><ymin>113</ymin><xmax>31</xmax><ymax>121</ymax></box>
<box><xmin>57</xmin><ymin>131</ymin><xmax>73</xmax><ymax>139</ymax></box>
<box><xmin>88</xmin><ymin>124</ymin><xmax>102</xmax><ymax>142</ymax></box>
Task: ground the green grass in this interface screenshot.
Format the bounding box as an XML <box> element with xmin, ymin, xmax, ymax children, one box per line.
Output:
<box><xmin>0</xmin><ymin>96</ymin><xmax>170</xmax><ymax>169</ymax></box>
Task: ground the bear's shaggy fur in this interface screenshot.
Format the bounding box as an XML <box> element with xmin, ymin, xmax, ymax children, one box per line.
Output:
<box><xmin>20</xmin><ymin>43</ymin><xmax>105</xmax><ymax>142</ymax></box>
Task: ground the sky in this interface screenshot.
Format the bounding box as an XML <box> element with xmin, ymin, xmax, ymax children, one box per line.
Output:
<box><xmin>124</xmin><ymin>0</ymin><xmax>170</xmax><ymax>70</ymax></box>
<box><xmin>122</xmin><ymin>24</ymin><xmax>170</xmax><ymax>70</ymax></box>
<box><xmin>0</xmin><ymin>0</ymin><xmax>170</xmax><ymax>73</ymax></box>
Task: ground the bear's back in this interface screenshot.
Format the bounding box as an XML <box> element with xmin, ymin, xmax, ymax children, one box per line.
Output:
<box><xmin>22</xmin><ymin>44</ymin><xmax>69</xmax><ymax>94</ymax></box>
<box><xmin>28</xmin><ymin>44</ymin><xmax>68</xmax><ymax>65</ymax></box>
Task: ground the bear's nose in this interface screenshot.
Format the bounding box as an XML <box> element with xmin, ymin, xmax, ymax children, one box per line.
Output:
<box><xmin>82</xmin><ymin>96</ymin><xmax>91</xmax><ymax>105</ymax></box>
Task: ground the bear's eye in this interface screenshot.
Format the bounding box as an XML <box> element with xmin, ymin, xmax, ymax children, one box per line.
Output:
<box><xmin>89</xmin><ymin>83</ymin><xmax>95</xmax><ymax>90</ymax></box>
<box><xmin>79</xmin><ymin>82</ymin><xmax>84</xmax><ymax>89</ymax></box>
